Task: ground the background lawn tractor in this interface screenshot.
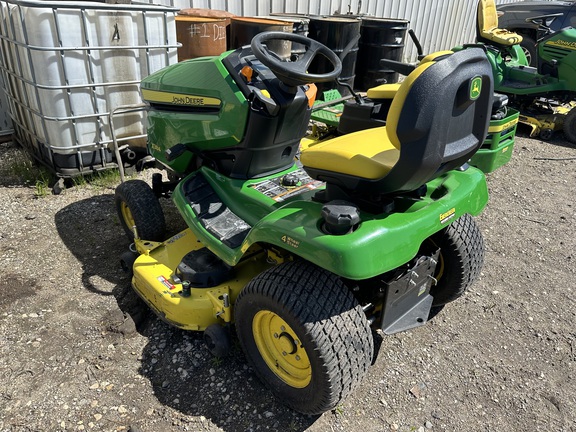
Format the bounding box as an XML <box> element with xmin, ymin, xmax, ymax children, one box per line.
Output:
<box><xmin>473</xmin><ymin>0</ymin><xmax>576</xmax><ymax>142</ymax></box>
<box><xmin>115</xmin><ymin>32</ymin><xmax>493</xmax><ymax>414</ymax></box>
<box><xmin>312</xmin><ymin>0</ymin><xmax>576</xmax><ymax>154</ymax></box>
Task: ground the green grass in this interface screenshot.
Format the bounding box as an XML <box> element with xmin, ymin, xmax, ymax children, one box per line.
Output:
<box><xmin>3</xmin><ymin>149</ymin><xmax>54</xmax><ymax>197</ymax></box>
<box><xmin>34</xmin><ymin>173</ymin><xmax>50</xmax><ymax>198</ymax></box>
<box><xmin>7</xmin><ymin>153</ymin><xmax>51</xmax><ymax>185</ymax></box>
<box><xmin>70</xmin><ymin>174</ymin><xmax>88</xmax><ymax>188</ymax></box>
<box><xmin>89</xmin><ymin>169</ymin><xmax>121</xmax><ymax>189</ymax></box>
<box><xmin>209</xmin><ymin>356</ymin><xmax>223</xmax><ymax>367</ymax></box>
<box><xmin>2</xmin><ymin>143</ymin><xmax>134</xmax><ymax>194</ymax></box>
<box><xmin>332</xmin><ymin>404</ymin><xmax>345</xmax><ymax>416</ymax></box>
<box><xmin>71</xmin><ymin>169</ymin><xmax>122</xmax><ymax>190</ymax></box>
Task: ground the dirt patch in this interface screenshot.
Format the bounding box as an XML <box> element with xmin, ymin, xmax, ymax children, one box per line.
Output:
<box><xmin>0</xmin><ymin>274</ymin><xmax>38</xmax><ymax>308</ymax></box>
<box><xmin>0</xmin><ymin>135</ymin><xmax>575</xmax><ymax>432</ymax></box>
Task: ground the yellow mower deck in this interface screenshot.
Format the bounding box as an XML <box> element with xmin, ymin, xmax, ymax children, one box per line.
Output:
<box><xmin>518</xmin><ymin>101</ymin><xmax>576</xmax><ymax>139</ymax></box>
<box><xmin>131</xmin><ymin>229</ymin><xmax>274</xmax><ymax>330</ymax></box>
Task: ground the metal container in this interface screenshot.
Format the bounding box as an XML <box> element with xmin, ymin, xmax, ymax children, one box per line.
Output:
<box><xmin>265</xmin><ymin>14</ymin><xmax>310</xmax><ymax>60</ymax></box>
<box><xmin>230</xmin><ymin>17</ymin><xmax>293</xmax><ymax>59</ymax></box>
<box><xmin>307</xmin><ymin>16</ymin><xmax>361</xmax><ymax>96</ymax></box>
<box><xmin>355</xmin><ymin>18</ymin><xmax>409</xmax><ymax>91</ymax></box>
<box><xmin>0</xmin><ymin>0</ymin><xmax>178</xmax><ymax>177</ymax></box>
<box><xmin>178</xmin><ymin>8</ymin><xmax>235</xmax><ymax>50</ymax></box>
<box><xmin>175</xmin><ymin>16</ymin><xmax>227</xmax><ymax>61</ymax></box>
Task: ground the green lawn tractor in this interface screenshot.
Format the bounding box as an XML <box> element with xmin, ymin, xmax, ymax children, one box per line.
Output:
<box><xmin>472</xmin><ymin>0</ymin><xmax>576</xmax><ymax>142</ymax></box>
<box><xmin>114</xmin><ymin>32</ymin><xmax>493</xmax><ymax>414</ymax></box>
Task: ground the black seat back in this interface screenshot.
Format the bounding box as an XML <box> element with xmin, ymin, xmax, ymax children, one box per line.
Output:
<box><xmin>375</xmin><ymin>48</ymin><xmax>493</xmax><ymax>194</ymax></box>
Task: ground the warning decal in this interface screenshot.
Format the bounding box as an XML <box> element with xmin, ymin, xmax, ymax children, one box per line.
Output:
<box><xmin>249</xmin><ymin>169</ymin><xmax>324</xmax><ymax>202</ymax></box>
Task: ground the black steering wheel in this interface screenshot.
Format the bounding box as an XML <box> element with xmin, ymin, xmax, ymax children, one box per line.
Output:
<box><xmin>251</xmin><ymin>31</ymin><xmax>342</xmax><ymax>87</ymax></box>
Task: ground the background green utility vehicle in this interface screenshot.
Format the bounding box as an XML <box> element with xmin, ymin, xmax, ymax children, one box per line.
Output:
<box><xmin>473</xmin><ymin>0</ymin><xmax>576</xmax><ymax>141</ymax></box>
<box><xmin>115</xmin><ymin>32</ymin><xmax>493</xmax><ymax>414</ymax></box>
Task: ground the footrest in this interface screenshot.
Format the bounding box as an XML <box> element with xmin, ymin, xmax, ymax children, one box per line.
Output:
<box><xmin>311</xmin><ymin>89</ymin><xmax>345</xmax><ymax>127</ymax></box>
<box><xmin>181</xmin><ymin>174</ymin><xmax>251</xmax><ymax>249</ymax></box>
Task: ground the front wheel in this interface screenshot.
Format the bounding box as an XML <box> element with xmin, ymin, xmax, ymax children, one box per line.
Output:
<box><xmin>115</xmin><ymin>180</ymin><xmax>166</xmax><ymax>242</ymax></box>
<box><xmin>235</xmin><ymin>261</ymin><xmax>374</xmax><ymax>414</ymax></box>
<box><xmin>428</xmin><ymin>214</ymin><xmax>485</xmax><ymax>306</ymax></box>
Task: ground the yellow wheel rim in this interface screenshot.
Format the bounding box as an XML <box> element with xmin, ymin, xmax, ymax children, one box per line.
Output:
<box><xmin>120</xmin><ymin>201</ymin><xmax>136</xmax><ymax>230</ymax></box>
<box><xmin>435</xmin><ymin>251</ymin><xmax>445</xmax><ymax>281</ymax></box>
<box><xmin>252</xmin><ymin>310</ymin><xmax>311</xmax><ymax>388</ymax></box>
<box><xmin>427</xmin><ymin>238</ymin><xmax>444</xmax><ymax>281</ymax></box>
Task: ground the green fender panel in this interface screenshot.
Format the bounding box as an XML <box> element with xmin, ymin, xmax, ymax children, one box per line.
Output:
<box><xmin>244</xmin><ymin>168</ymin><xmax>489</xmax><ymax>280</ymax></box>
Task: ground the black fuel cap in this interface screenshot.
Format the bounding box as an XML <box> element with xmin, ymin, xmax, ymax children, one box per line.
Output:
<box><xmin>321</xmin><ymin>200</ymin><xmax>360</xmax><ymax>235</ymax></box>
<box><xmin>282</xmin><ymin>174</ymin><xmax>299</xmax><ymax>187</ymax></box>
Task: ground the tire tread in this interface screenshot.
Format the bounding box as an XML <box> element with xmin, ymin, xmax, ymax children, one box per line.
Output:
<box><xmin>430</xmin><ymin>214</ymin><xmax>484</xmax><ymax>305</ymax></box>
<box><xmin>115</xmin><ymin>180</ymin><xmax>166</xmax><ymax>242</ymax></box>
<box><xmin>236</xmin><ymin>261</ymin><xmax>373</xmax><ymax>414</ymax></box>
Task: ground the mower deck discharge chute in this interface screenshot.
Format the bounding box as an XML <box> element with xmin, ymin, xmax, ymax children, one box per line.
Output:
<box><xmin>115</xmin><ymin>32</ymin><xmax>493</xmax><ymax>414</ymax></box>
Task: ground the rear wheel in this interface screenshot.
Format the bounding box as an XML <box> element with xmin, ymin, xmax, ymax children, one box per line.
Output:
<box><xmin>519</xmin><ymin>34</ymin><xmax>537</xmax><ymax>67</ymax></box>
<box><xmin>115</xmin><ymin>180</ymin><xmax>166</xmax><ymax>241</ymax></box>
<box><xmin>235</xmin><ymin>261</ymin><xmax>373</xmax><ymax>414</ymax></box>
<box><xmin>563</xmin><ymin>106</ymin><xmax>576</xmax><ymax>144</ymax></box>
<box><xmin>429</xmin><ymin>214</ymin><xmax>485</xmax><ymax>306</ymax></box>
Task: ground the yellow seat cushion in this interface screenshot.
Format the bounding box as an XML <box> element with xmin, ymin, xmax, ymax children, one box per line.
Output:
<box><xmin>478</xmin><ymin>0</ymin><xmax>523</xmax><ymax>46</ymax></box>
<box><xmin>485</xmin><ymin>28</ymin><xmax>523</xmax><ymax>46</ymax></box>
<box><xmin>300</xmin><ymin>126</ymin><xmax>400</xmax><ymax>180</ymax></box>
<box><xmin>366</xmin><ymin>83</ymin><xmax>401</xmax><ymax>100</ymax></box>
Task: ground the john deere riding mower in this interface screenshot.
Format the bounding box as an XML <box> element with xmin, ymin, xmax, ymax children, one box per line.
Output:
<box><xmin>115</xmin><ymin>32</ymin><xmax>493</xmax><ymax>414</ymax></box>
<box><xmin>472</xmin><ymin>0</ymin><xmax>576</xmax><ymax>141</ymax></box>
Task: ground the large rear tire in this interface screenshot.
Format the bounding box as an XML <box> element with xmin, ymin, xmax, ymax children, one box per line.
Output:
<box><xmin>519</xmin><ymin>34</ymin><xmax>537</xmax><ymax>67</ymax></box>
<box><xmin>115</xmin><ymin>180</ymin><xmax>166</xmax><ymax>242</ymax></box>
<box><xmin>235</xmin><ymin>261</ymin><xmax>373</xmax><ymax>414</ymax></box>
<box><xmin>429</xmin><ymin>214</ymin><xmax>485</xmax><ymax>306</ymax></box>
<box><xmin>563</xmin><ymin>106</ymin><xmax>576</xmax><ymax>144</ymax></box>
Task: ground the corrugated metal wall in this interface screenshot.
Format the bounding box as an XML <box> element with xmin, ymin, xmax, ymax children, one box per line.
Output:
<box><xmin>150</xmin><ymin>0</ymin><xmax>523</xmax><ymax>60</ymax></box>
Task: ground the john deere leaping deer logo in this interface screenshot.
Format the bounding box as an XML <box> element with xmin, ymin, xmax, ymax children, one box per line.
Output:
<box><xmin>470</xmin><ymin>77</ymin><xmax>482</xmax><ymax>100</ymax></box>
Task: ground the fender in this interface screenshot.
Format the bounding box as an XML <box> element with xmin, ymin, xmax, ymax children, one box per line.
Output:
<box><xmin>244</xmin><ymin>168</ymin><xmax>489</xmax><ymax>280</ymax></box>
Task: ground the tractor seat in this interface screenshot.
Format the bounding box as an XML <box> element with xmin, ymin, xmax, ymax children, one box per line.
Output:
<box><xmin>300</xmin><ymin>48</ymin><xmax>494</xmax><ymax>198</ymax></box>
<box><xmin>477</xmin><ymin>0</ymin><xmax>523</xmax><ymax>47</ymax></box>
<box><xmin>301</xmin><ymin>126</ymin><xmax>399</xmax><ymax>179</ymax></box>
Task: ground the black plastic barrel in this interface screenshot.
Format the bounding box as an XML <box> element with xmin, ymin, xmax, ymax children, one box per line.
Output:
<box><xmin>307</xmin><ymin>17</ymin><xmax>361</xmax><ymax>96</ymax></box>
<box><xmin>355</xmin><ymin>18</ymin><xmax>409</xmax><ymax>91</ymax></box>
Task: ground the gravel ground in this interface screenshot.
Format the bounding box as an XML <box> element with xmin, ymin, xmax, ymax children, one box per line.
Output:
<box><xmin>0</xmin><ymin>131</ymin><xmax>575</xmax><ymax>432</ymax></box>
